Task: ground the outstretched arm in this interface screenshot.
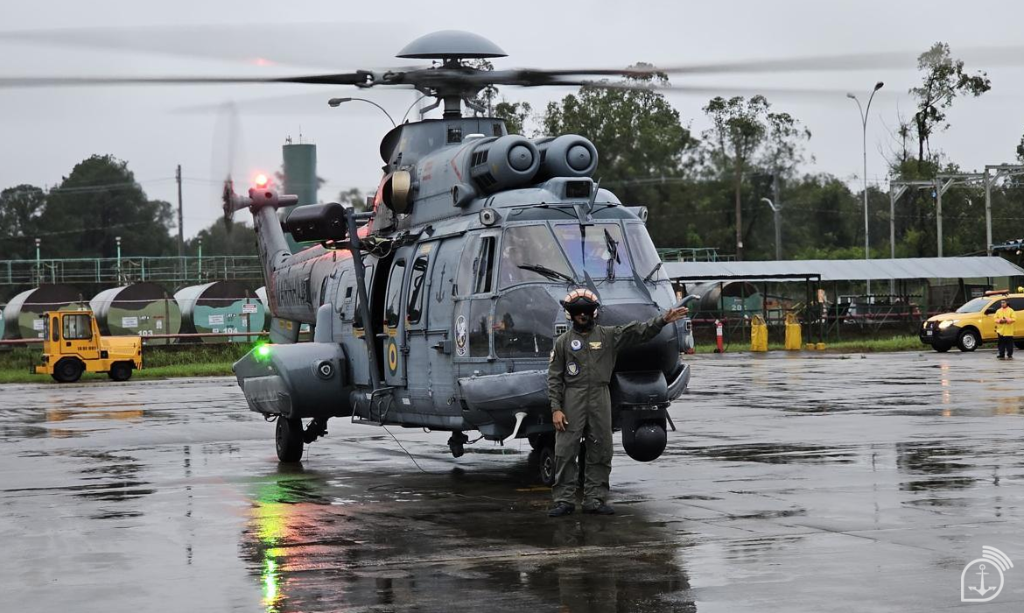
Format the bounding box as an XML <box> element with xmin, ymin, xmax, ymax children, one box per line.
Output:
<box><xmin>613</xmin><ymin>306</ymin><xmax>689</xmax><ymax>350</ymax></box>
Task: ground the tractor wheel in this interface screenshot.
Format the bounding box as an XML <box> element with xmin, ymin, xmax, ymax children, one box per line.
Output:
<box><xmin>108</xmin><ymin>362</ymin><xmax>133</xmax><ymax>382</ymax></box>
<box><xmin>276</xmin><ymin>417</ymin><xmax>304</xmax><ymax>463</ymax></box>
<box><xmin>52</xmin><ymin>358</ymin><xmax>84</xmax><ymax>383</ymax></box>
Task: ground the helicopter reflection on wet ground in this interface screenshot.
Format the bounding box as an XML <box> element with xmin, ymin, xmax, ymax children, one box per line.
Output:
<box><xmin>1</xmin><ymin>351</ymin><xmax>1023</xmax><ymax>612</ymax></box>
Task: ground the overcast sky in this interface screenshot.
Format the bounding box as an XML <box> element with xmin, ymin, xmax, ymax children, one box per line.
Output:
<box><xmin>3</xmin><ymin>0</ymin><xmax>1024</xmax><ymax>242</ymax></box>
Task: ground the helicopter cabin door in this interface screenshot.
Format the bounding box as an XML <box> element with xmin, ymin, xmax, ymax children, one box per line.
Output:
<box><xmin>382</xmin><ymin>247</ymin><xmax>413</xmax><ymax>387</ymax></box>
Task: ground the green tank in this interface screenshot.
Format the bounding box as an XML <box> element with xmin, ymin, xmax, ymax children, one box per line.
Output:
<box><xmin>3</xmin><ymin>285</ymin><xmax>86</xmax><ymax>340</ymax></box>
<box><xmin>175</xmin><ymin>281</ymin><xmax>266</xmax><ymax>343</ymax></box>
<box><xmin>282</xmin><ymin>141</ymin><xmax>317</xmax><ymax>252</ymax></box>
<box><xmin>91</xmin><ymin>282</ymin><xmax>182</xmax><ymax>346</ymax></box>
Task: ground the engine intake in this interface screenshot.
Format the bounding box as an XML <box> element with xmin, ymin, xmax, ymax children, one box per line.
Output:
<box><xmin>469</xmin><ymin>135</ymin><xmax>540</xmax><ymax>193</ymax></box>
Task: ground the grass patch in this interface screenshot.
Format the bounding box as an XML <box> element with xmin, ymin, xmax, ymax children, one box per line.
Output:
<box><xmin>694</xmin><ymin>334</ymin><xmax>926</xmax><ymax>354</ymax></box>
<box><xmin>0</xmin><ymin>342</ymin><xmax>253</xmax><ymax>384</ymax></box>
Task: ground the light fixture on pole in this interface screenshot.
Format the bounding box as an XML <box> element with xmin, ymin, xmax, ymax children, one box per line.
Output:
<box><xmin>847</xmin><ymin>81</ymin><xmax>884</xmax><ymax>297</ymax></box>
<box><xmin>760</xmin><ymin>197</ymin><xmax>782</xmax><ymax>260</ymax></box>
<box><xmin>328</xmin><ymin>97</ymin><xmax>397</xmax><ymax>128</ymax></box>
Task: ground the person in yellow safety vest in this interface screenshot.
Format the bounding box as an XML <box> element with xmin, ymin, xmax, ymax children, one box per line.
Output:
<box><xmin>994</xmin><ymin>298</ymin><xmax>1016</xmax><ymax>359</ymax></box>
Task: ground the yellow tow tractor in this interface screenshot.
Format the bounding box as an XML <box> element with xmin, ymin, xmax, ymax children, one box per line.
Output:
<box><xmin>35</xmin><ymin>310</ymin><xmax>143</xmax><ymax>383</ymax></box>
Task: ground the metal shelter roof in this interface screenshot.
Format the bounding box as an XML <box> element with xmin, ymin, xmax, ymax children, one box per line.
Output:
<box><xmin>662</xmin><ymin>257</ymin><xmax>1024</xmax><ymax>283</ymax></box>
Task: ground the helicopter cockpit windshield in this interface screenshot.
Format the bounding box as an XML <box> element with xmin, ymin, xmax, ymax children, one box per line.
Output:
<box><xmin>553</xmin><ymin>223</ymin><xmax>633</xmax><ymax>280</ymax></box>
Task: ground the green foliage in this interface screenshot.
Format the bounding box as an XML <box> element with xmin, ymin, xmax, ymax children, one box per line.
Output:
<box><xmin>39</xmin><ymin>155</ymin><xmax>175</xmax><ymax>258</ymax></box>
<box><xmin>337</xmin><ymin>187</ymin><xmax>367</xmax><ymax>212</ymax></box>
<box><xmin>0</xmin><ymin>185</ymin><xmax>45</xmax><ymax>259</ymax></box>
<box><xmin>186</xmin><ymin>219</ymin><xmax>258</xmax><ymax>256</ymax></box>
<box><xmin>494</xmin><ymin>100</ymin><xmax>533</xmax><ymax>136</ymax></box>
<box><xmin>909</xmin><ymin>42</ymin><xmax>991</xmax><ymax>167</ymax></box>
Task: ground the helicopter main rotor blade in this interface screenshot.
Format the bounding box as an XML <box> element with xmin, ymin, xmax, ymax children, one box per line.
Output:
<box><xmin>510</xmin><ymin>45</ymin><xmax>1024</xmax><ymax>79</ymax></box>
<box><xmin>0</xmin><ymin>72</ymin><xmax>378</xmax><ymax>88</ymax></box>
<box><xmin>0</xmin><ymin>23</ymin><xmax>417</xmax><ymax>71</ymax></box>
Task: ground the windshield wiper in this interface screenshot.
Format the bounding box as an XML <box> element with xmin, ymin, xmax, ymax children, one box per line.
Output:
<box><xmin>518</xmin><ymin>264</ymin><xmax>576</xmax><ymax>285</ymax></box>
<box><xmin>603</xmin><ymin>228</ymin><xmax>621</xmax><ymax>281</ymax></box>
<box><xmin>642</xmin><ymin>261</ymin><xmax>663</xmax><ymax>283</ymax></box>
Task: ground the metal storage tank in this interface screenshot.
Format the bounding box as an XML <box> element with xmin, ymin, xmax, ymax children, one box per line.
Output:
<box><xmin>90</xmin><ymin>282</ymin><xmax>182</xmax><ymax>345</ymax></box>
<box><xmin>690</xmin><ymin>281</ymin><xmax>764</xmax><ymax>317</ymax></box>
<box><xmin>175</xmin><ymin>281</ymin><xmax>266</xmax><ymax>343</ymax></box>
<box><xmin>3</xmin><ymin>285</ymin><xmax>85</xmax><ymax>339</ymax></box>
<box><xmin>282</xmin><ymin>140</ymin><xmax>317</xmax><ymax>252</ymax></box>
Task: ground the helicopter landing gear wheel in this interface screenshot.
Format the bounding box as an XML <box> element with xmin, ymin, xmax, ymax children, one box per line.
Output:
<box><xmin>276</xmin><ymin>417</ymin><xmax>304</xmax><ymax>463</ymax></box>
<box><xmin>539</xmin><ymin>443</ymin><xmax>556</xmax><ymax>487</ymax></box>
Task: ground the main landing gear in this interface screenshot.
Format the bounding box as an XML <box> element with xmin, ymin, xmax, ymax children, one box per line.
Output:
<box><xmin>448</xmin><ymin>431</ymin><xmax>469</xmax><ymax>458</ymax></box>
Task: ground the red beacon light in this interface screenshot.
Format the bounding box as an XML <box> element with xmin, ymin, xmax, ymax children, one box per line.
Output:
<box><xmin>254</xmin><ymin>173</ymin><xmax>270</xmax><ymax>188</ymax></box>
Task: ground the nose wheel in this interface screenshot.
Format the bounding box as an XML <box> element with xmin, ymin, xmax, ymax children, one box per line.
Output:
<box><xmin>276</xmin><ymin>417</ymin><xmax>304</xmax><ymax>463</ymax></box>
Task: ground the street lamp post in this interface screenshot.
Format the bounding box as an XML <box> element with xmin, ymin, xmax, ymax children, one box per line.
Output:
<box><xmin>328</xmin><ymin>97</ymin><xmax>397</xmax><ymax>128</ymax></box>
<box><xmin>847</xmin><ymin>81</ymin><xmax>884</xmax><ymax>297</ymax></box>
<box><xmin>760</xmin><ymin>197</ymin><xmax>782</xmax><ymax>260</ymax></box>
<box><xmin>34</xmin><ymin>238</ymin><xmax>41</xmax><ymax>285</ymax></box>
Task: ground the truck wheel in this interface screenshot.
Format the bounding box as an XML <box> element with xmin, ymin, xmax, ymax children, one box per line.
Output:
<box><xmin>1015</xmin><ymin>341</ymin><xmax>1024</xmax><ymax>351</ymax></box>
<box><xmin>538</xmin><ymin>444</ymin><xmax>556</xmax><ymax>487</ymax></box>
<box><xmin>957</xmin><ymin>329</ymin><xmax>980</xmax><ymax>352</ymax></box>
<box><xmin>52</xmin><ymin>358</ymin><xmax>83</xmax><ymax>383</ymax></box>
<box><xmin>275</xmin><ymin>417</ymin><xmax>304</xmax><ymax>463</ymax></box>
<box><xmin>108</xmin><ymin>362</ymin><xmax>132</xmax><ymax>382</ymax></box>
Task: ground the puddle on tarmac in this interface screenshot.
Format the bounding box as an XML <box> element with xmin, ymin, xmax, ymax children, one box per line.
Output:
<box><xmin>681</xmin><ymin>443</ymin><xmax>859</xmax><ymax>465</ymax></box>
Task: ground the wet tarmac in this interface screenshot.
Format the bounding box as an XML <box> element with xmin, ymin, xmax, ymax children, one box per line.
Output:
<box><xmin>1</xmin><ymin>350</ymin><xmax>1023</xmax><ymax>612</ymax></box>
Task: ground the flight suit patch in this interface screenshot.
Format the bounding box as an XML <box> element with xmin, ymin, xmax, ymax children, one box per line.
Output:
<box><xmin>570</xmin><ymin>339</ymin><xmax>582</xmax><ymax>351</ymax></box>
<box><xmin>589</xmin><ymin>341</ymin><xmax>602</xmax><ymax>350</ymax></box>
<box><xmin>566</xmin><ymin>361</ymin><xmax>580</xmax><ymax>376</ymax></box>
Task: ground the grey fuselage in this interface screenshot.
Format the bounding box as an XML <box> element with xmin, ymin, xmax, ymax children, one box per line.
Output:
<box><xmin>235</xmin><ymin>117</ymin><xmax>690</xmax><ymax>446</ymax></box>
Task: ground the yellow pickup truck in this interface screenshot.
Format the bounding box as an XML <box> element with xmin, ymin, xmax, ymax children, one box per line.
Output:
<box><xmin>920</xmin><ymin>291</ymin><xmax>1024</xmax><ymax>352</ymax></box>
<box><xmin>36</xmin><ymin>310</ymin><xmax>143</xmax><ymax>382</ymax></box>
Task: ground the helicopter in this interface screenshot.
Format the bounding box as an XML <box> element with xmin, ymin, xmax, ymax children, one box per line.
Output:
<box><xmin>221</xmin><ymin>32</ymin><xmax>696</xmax><ymax>482</ymax></box>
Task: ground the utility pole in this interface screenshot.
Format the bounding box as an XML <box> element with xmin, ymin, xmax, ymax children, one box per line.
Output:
<box><xmin>176</xmin><ymin>165</ymin><xmax>184</xmax><ymax>259</ymax></box>
<box><xmin>983</xmin><ymin>165</ymin><xmax>1024</xmax><ymax>255</ymax></box>
<box><xmin>935</xmin><ymin>173</ymin><xmax>985</xmax><ymax>258</ymax></box>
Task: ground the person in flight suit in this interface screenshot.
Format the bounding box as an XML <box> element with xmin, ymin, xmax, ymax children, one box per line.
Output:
<box><xmin>547</xmin><ymin>289</ymin><xmax>689</xmax><ymax>517</ymax></box>
<box><xmin>994</xmin><ymin>297</ymin><xmax>1016</xmax><ymax>359</ymax></box>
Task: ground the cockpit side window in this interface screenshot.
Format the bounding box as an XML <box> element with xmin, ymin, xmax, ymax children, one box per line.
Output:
<box><xmin>384</xmin><ymin>260</ymin><xmax>406</xmax><ymax>329</ymax></box>
<box><xmin>625</xmin><ymin>222</ymin><xmax>668</xmax><ymax>283</ymax></box>
<box><xmin>498</xmin><ymin>225</ymin><xmax>575</xmax><ymax>289</ymax></box>
<box><xmin>473</xmin><ymin>236</ymin><xmax>496</xmax><ymax>294</ymax></box>
<box><xmin>406</xmin><ymin>253</ymin><xmax>430</xmax><ymax>325</ymax></box>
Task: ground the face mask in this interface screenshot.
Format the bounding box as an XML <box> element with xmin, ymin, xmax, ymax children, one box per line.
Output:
<box><xmin>572</xmin><ymin>312</ymin><xmax>595</xmax><ymax>332</ymax></box>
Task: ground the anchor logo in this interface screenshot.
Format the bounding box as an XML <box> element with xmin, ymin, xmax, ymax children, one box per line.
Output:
<box><xmin>961</xmin><ymin>546</ymin><xmax>1013</xmax><ymax>603</ymax></box>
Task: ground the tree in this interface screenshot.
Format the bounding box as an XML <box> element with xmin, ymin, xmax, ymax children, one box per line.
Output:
<box><xmin>0</xmin><ymin>185</ymin><xmax>45</xmax><ymax>259</ymax></box>
<box><xmin>186</xmin><ymin>219</ymin><xmax>258</xmax><ymax>256</ymax></box>
<box><xmin>494</xmin><ymin>100</ymin><xmax>533</xmax><ymax>136</ymax></box>
<box><xmin>337</xmin><ymin>187</ymin><xmax>368</xmax><ymax>212</ymax></box>
<box><xmin>39</xmin><ymin>155</ymin><xmax>175</xmax><ymax>258</ymax></box>
<box><xmin>702</xmin><ymin>96</ymin><xmax>810</xmax><ymax>261</ymax></box>
<box><xmin>910</xmin><ymin>42</ymin><xmax>990</xmax><ymax>170</ymax></box>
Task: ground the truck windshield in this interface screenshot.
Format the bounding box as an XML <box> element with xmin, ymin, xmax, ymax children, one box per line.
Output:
<box><xmin>497</xmin><ymin>225</ymin><xmax>575</xmax><ymax>289</ymax></box>
<box><xmin>553</xmin><ymin>223</ymin><xmax>632</xmax><ymax>280</ymax></box>
<box><xmin>956</xmin><ymin>297</ymin><xmax>991</xmax><ymax>313</ymax></box>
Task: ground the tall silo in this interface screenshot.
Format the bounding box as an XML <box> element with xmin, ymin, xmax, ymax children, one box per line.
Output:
<box><xmin>91</xmin><ymin>282</ymin><xmax>182</xmax><ymax>345</ymax></box>
<box><xmin>282</xmin><ymin>139</ymin><xmax>317</xmax><ymax>252</ymax></box>
<box><xmin>175</xmin><ymin>281</ymin><xmax>266</xmax><ymax>343</ymax></box>
<box><xmin>3</xmin><ymin>285</ymin><xmax>85</xmax><ymax>340</ymax></box>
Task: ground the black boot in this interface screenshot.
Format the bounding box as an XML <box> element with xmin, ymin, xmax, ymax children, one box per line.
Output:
<box><xmin>583</xmin><ymin>500</ymin><xmax>615</xmax><ymax>515</ymax></box>
<box><xmin>548</xmin><ymin>502</ymin><xmax>575</xmax><ymax>517</ymax></box>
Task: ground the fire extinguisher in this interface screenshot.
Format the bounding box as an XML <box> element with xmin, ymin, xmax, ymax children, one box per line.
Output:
<box><xmin>714</xmin><ymin>319</ymin><xmax>724</xmax><ymax>353</ymax></box>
